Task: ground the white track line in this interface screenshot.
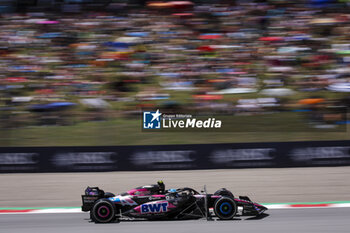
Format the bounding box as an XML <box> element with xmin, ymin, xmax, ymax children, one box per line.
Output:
<box><xmin>1</xmin><ymin>203</ymin><xmax>350</xmax><ymax>214</ymax></box>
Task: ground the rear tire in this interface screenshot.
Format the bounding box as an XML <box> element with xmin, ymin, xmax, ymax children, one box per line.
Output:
<box><xmin>213</xmin><ymin>197</ymin><xmax>237</xmax><ymax>220</ymax></box>
<box><xmin>91</xmin><ymin>199</ymin><xmax>116</xmax><ymax>223</ymax></box>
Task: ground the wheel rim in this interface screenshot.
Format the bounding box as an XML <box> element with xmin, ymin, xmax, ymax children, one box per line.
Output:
<box><xmin>219</xmin><ymin>202</ymin><xmax>232</xmax><ymax>215</ymax></box>
<box><xmin>97</xmin><ymin>206</ymin><xmax>110</xmax><ymax>218</ymax></box>
<box><xmin>93</xmin><ymin>201</ymin><xmax>115</xmax><ymax>223</ymax></box>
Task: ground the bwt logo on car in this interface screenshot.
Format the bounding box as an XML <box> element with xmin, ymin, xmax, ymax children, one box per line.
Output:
<box><xmin>141</xmin><ymin>202</ymin><xmax>168</xmax><ymax>213</ymax></box>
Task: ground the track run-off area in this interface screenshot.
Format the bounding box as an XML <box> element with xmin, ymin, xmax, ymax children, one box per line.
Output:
<box><xmin>1</xmin><ymin>167</ymin><xmax>350</xmax><ymax>232</ymax></box>
<box><xmin>1</xmin><ymin>167</ymin><xmax>350</xmax><ymax>207</ymax></box>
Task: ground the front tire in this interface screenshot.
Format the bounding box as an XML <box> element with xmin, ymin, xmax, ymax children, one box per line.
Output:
<box><xmin>213</xmin><ymin>197</ymin><xmax>237</xmax><ymax>220</ymax></box>
<box><xmin>91</xmin><ymin>199</ymin><xmax>116</xmax><ymax>223</ymax></box>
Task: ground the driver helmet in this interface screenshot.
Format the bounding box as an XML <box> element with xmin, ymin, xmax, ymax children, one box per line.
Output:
<box><xmin>157</xmin><ymin>180</ymin><xmax>165</xmax><ymax>193</ymax></box>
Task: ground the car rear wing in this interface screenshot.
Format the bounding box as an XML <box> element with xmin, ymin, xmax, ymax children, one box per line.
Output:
<box><xmin>81</xmin><ymin>186</ymin><xmax>105</xmax><ymax>212</ymax></box>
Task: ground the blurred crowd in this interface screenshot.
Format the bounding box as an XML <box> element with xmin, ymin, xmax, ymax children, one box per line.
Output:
<box><xmin>0</xmin><ymin>0</ymin><xmax>349</xmax><ymax>127</ymax></box>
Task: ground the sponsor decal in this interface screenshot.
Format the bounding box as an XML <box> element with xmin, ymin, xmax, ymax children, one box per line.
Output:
<box><xmin>149</xmin><ymin>196</ymin><xmax>162</xmax><ymax>201</ymax></box>
<box><xmin>0</xmin><ymin>153</ymin><xmax>39</xmax><ymax>171</ymax></box>
<box><xmin>289</xmin><ymin>146</ymin><xmax>350</xmax><ymax>165</ymax></box>
<box><xmin>52</xmin><ymin>152</ymin><xmax>116</xmax><ymax>171</ymax></box>
<box><xmin>83</xmin><ymin>196</ymin><xmax>99</xmax><ymax>203</ymax></box>
<box><xmin>134</xmin><ymin>191</ymin><xmax>150</xmax><ymax>196</ymax></box>
<box><xmin>0</xmin><ymin>153</ymin><xmax>38</xmax><ymax>165</ymax></box>
<box><xmin>210</xmin><ymin>148</ymin><xmax>275</xmax><ymax>167</ymax></box>
<box><xmin>141</xmin><ymin>202</ymin><xmax>168</xmax><ymax>213</ymax></box>
<box><xmin>131</xmin><ymin>150</ymin><xmax>196</xmax><ymax>169</ymax></box>
<box><xmin>109</xmin><ymin>196</ymin><xmax>137</xmax><ymax>206</ymax></box>
<box><xmin>109</xmin><ymin>197</ymin><xmax>120</xmax><ymax>202</ymax></box>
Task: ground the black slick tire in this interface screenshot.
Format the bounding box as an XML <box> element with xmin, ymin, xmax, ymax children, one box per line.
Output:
<box><xmin>213</xmin><ymin>197</ymin><xmax>237</xmax><ymax>220</ymax></box>
<box><xmin>91</xmin><ymin>199</ymin><xmax>116</xmax><ymax>223</ymax></box>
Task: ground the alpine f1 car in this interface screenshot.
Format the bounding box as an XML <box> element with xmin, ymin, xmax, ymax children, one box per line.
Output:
<box><xmin>81</xmin><ymin>181</ymin><xmax>267</xmax><ymax>223</ymax></box>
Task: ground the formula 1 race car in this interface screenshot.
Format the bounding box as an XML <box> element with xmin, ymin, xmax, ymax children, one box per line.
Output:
<box><xmin>81</xmin><ymin>181</ymin><xmax>267</xmax><ymax>223</ymax></box>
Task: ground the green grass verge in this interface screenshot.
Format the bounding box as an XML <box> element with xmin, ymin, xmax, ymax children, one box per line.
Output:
<box><xmin>0</xmin><ymin>112</ymin><xmax>348</xmax><ymax>146</ymax></box>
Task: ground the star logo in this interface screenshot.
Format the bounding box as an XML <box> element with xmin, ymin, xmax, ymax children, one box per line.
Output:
<box><xmin>143</xmin><ymin>110</ymin><xmax>162</xmax><ymax>129</ymax></box>
<box><xmin>151</xmin><ymin>109</ymin><xmax>162</xmax><ymax>122</ymax></box>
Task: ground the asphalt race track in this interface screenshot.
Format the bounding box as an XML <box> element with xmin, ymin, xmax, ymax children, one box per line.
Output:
<box><xmin>1</xmin><ymin>208</ymin><xmax>350</xmax><ymax>233</ymax></box>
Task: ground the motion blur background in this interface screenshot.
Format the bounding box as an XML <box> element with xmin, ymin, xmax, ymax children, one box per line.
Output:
<box><xmin>0</xmin><ymin>2</ymin><xmax>350</xmax><ymax>224</ymax></box>
<box><xmin>0</xmin><ymin>0</ymin><xmax>349</xmax><ymax>146</ymax></box>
